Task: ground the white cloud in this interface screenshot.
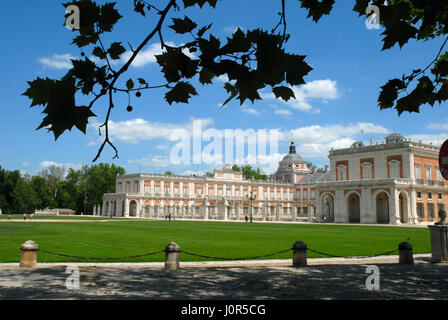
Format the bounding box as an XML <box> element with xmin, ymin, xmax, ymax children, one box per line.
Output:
<box><xmin>121</xmin><ymin>42</ymin><xmax>196</xmax><ymax>68</ymax></box>
<box><xmin>38</xmin><ymin>54</ymin><xmax>76</xmax><ymax>69</ymax></box>
<box><xmin>427</xmin><ymin>119</ymin><xmax>448</xmax><ymax>131</ymax></box>
<box><xmin>128</xmin><ymin>155</ymin><xmax>172</xmax><ymax>168</ymax></box>
<box><xmin>241</xmin><ymin>106</ymin><xmax>261</xmax><ymax>116</ymax></box>
<box><xmin>285</xmin><ymin>123</ymin><xmax>389</xmax><ymax>158</ymax></box>
<box><xmin>274</xmin><ymin>109</ymin><xmax>292</xmax><ymax>116</ymax></box>
<box><xmin>407</xmin><ymin>134</ymin><xmax>448</xmax><ymax>146</ymax></box>
<box><xmin>38</xmin><ymin>161</ymin><xmax>83</xmax><ymax>172</ymax></box>
<box><xmin>261</xmin><ymin>79</ymin><xmax>340</xmax><ymax>113</ymax></box>
<box><xmin>88</xmin><ymin>118</ymin><xmax>214</xmax><ymax>144</ymax></box>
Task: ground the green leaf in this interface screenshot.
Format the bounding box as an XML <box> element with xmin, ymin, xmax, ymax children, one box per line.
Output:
<box><xmin>107</xmin><ymin>42</ymin><xmax>126</xmax><ymax>60</ymax></box>
<box><xmin>182</xmin><ymin>0</ymin><xmax>217</xmax><ymax>9</ymax></box>
<box><xmin>199</xmin><ymin>68</ymin><xmax>215</xmax><ymax>85</ymax></box>
<box><xmin>165</xmin><ymin>81</ymin><xmax>198</xmax><ymax>105</ymax></box>
<box><xmin>23</xmin><ymin>78</ymin><xmax>56</xmax><ymax>107</ymax></box>
<box><xmin>299</xmin><ymin>0</ymin><xmax>335</xmax><ymax>22</ymax></box>
<box><xmin>381</xmin><ymin>22</ymin><xmax>418</xmax><ymax>51</ymax></box>
<box><xmin>126</xmin><ymin>79</ymin><xmax>134</xmax><ymax>90</ymax></box>
<box><xmin>31</xmin><ymin>75</ymin><xmax>96</xmax><ymax>140</ymax></box>
<box><xmin>197</xmin><ymin>23</ymin><xmax>213</xmax><ymax>38</ymax></box>
<box><xmin>92</xmin><ymin>47</ymin><xmax>106</xmax><ymax>59</ymax></box>
<box><xmin>169</xmin><ymin>16</ymin><xmax>198</xmax><ymax>34</ymax></box>
<box><xmin>137</xmin><ymin>78</ymin><xmax>147</xmax><ymax>85</ymax></box>
<box><xmin>98</xmin><ymin>2</ymin><xmax>122</xmax><ymax>32</ymax></box>
<box><xmin>272</xmin><ymin>86</ymin><xmax>295</xmax><ymax>102</ymax></box>
<box><xmin>378</xmin><ymin>78</ymin><xmax>406</xmax><ymax>110</ymax></box>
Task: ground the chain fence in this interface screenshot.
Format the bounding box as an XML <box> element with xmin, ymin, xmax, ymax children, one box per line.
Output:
<box><xmin>37</xmin><ymin>245</ymin><xmax>400</xmax><ymax>262</ymax></box>
<box><xmin>38</xmin><ymin>249</ymin><xmax>165</xmax><ymax>261</ymax></box>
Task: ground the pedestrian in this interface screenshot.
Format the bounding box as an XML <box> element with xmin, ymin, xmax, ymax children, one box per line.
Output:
<box><xmin>23</xmin><ymin>213</ymin><xmax>26</xmax><ymax>221</ymax></box>
<box><xmin>169</xmin><ymin>213</ymin><xmax>171</xmax><ymax>221</ymax></box>
<box><xmin>245</xmin><ymin>215</ymin><xmax>248</xmax><ymax>223</ymax></box>
<box><xmin>8</xmin><ymin>214</ymin><xmax>11</xmax><ymax>221</ymax></box>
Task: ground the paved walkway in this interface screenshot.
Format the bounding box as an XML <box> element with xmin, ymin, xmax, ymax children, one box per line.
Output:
<box><xmin>1</xmin><ymin>254</ymin><xmax>447</xmax><ymax>300</ymax></box>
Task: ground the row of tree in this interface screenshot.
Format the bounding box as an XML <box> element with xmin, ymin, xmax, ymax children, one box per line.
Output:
<box><xmin>0</xmin><ymin>163</ymin><xmax>125</xmax><ymax>215</ymax></box>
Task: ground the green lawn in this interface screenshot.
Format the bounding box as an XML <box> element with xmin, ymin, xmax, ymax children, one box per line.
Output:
<box><xmin>0</xmin><ymin>214</ymin><xmax>107</xmax><ymax>220</ymax></box>
<box><xmin>0</xmin><ymin>220</ymin><xmax>431</xmax><ymax>263</ymax></box>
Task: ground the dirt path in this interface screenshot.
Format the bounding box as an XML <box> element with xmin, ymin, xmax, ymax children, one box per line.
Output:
<box><xmin>1</xmin><ymin>255</ymin><xmax>447</xmax><ymax>300</ymax></box>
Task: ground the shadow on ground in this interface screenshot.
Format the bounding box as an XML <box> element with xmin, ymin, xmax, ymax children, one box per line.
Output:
<box><xmin>1</xmin><ymin>258</ymin><xmax>447</xmax><ymax>300</ymax></box>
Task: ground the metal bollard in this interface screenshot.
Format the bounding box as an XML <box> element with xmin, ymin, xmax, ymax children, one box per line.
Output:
<box><xmin>164</xmin><ymin>242</ymin><xmax>180</xmax><ymax>270</ymax></box>
<box><xmin>20</xmin><ymin>240</ymin><xmax>39</xmax><ymax>268</ymax></box>
<box><xmin>292</xmin><ymin>241</ymin><xmax>307</xmax><ymax>267</ymax></box>
<box><xmin>398</xmin><ymin>241</ymin><xmax>414</xmax><ymax>265</ymax></box>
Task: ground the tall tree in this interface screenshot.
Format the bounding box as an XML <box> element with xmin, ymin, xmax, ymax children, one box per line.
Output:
<box><xmin>38</xmin><ymin>164</ymin><xmax>66</xmax><ymax>200</ymax></box>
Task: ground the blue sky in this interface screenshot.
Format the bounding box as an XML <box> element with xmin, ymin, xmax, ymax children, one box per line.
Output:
<box><xmin>1</xmin><ymin>0</ymin><xmax>448</xmax><ymax>176</ymax></box>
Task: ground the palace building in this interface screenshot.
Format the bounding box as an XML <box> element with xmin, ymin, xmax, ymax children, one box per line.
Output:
<box><xmin>99</xmin><ymin>133</ymin><xmax>448</xmax><ymax>225</ymax></box>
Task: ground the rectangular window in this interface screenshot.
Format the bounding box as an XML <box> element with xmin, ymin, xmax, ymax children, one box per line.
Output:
<box><xmin>126</xmin><ymin>182</ymin><xmax>130</xmax><ymax>192</ymax></box>
<box><xmin>155</xmin><ymin>185</ymin><xmax>160</xmax><ymax>194</ymax></box>
<box><xmin>438</xmin><ymin>193</ymin><xmax>443</xmax><ymax>200</ymax></box>
<box><xmin>117</xmin><ymin>183</ymin><xmax>122</xmax><ymax>193</ymax></box>
<box><xmin>183</xmin><ymin>187</ymin><xmax>188</xmax><ymax>195</ymax></box>
<box><xmin>428</xmin><ymin>192</ymin><xmax>432</xmax><ymax>200</ymax></box>
<box><xmin>174</xmin><ymin>186</ymin><xmax>179</xmax><ymax>194</ymax></box>
<box><xmin>436</xmin><ymin>166</ymin><xmax>442</xmax><ymax>182</ymax></box>
<box><xmin>134</xmin><ymin>181</ymin><xmax>139</xmax><ymax>193</ymax></box>
<box><xmin>362</xmin><ymin>164</ymin><xmax>372</xmax><ymax>179</ymax></box>
<box><xmin>428</xmin><ymin>203</ymin><xmax>435</xmax><ymax>219</ymax></box>
<box><xmin>390</xmin><ymin>163</ymin><xmax>400</xmax><ymax>178</ymax></box>
<box><xmin>144</xmin><ymin>184</ymin><xmax>150</xmax><ymax>193</ymax></box>
<box><xmin>304</xmin><ymin>191</ymin><xmax>308</xmax><ymax>200</ymax></box>
<box><xmin>338</xmin><ymin>168</ymin><xmax>346</xmax><ymax>181</ymax></box>
<box><xmin>165</xmin><ymin>186</ymin><xmax>170</xmax><ymax>194</ymax></box>
<box><xmin>196</xmin><ymin>186</ymin><xmax>202</xmax><ymax>195</ymax></box>
<box><xmin>417</xmin><ymin>191</ymin><xmax>422</xmax><ymax>199</ymax></box>
<box><xmin>426</xmin><ymin>165</ymin><xmax>432</xmax><ymax>181</ymax></box>
<box><xmin>264</xmin><ymin>191</ymin><xmax>267</xmax><ymax>199</ymax></box>
<box><xmin>415</xmin><ymin>164</ymin><xmax>421</xmax><ymax>180</ymax></box>
<box><xmin>417</xmin><ymin>203</ymin><xmax>424</xmax><ymax>218</ymax></box>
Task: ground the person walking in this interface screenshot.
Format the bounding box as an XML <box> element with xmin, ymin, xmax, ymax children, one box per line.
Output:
<box><xmin>245</xmin><ymin>215</ymin><xmax>248</xmax><ymax>223</ymax></box>
<box><xmin>8</xmin><ymin>214</ymin><xmax>11</xmax><ymax>221</ymax></box>
<box><xmin>23</xmin><ymin>213</ymin><xmax>26</xmax><ymax>221</ymax></box>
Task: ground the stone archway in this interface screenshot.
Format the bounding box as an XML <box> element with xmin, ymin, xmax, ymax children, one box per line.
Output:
<box><xmin>129</xmin><ymin>200</ymin><xmax>137</xmax><ymax>217</ymax></box>
<box><xmin>347</xmin><ymin>193</ymin><xmax>360</xmax><ymax>223</ymax></box>
<box><xmin>322</xmin><ymin>193</ymin><xmax>334</xmax><ymax>222</ymax></box>
<box><xmin>376</xmin><ymin>192</ymin><xmax>389</xmax><ymax>224</ymax></box>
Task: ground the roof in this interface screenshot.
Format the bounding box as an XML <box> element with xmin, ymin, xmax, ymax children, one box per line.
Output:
<box><xmin>298</xmin><ymin>171</ymin><xmax>332</xmax><ymax>184</ymax></box>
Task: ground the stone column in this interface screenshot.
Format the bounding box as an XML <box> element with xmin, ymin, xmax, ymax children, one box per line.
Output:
<box><xmin>124</xmin><ymin>198</ymin><xmax>130</xmax><ymax>218</ymax></box>
<box><xmin>398</xmin><ymin>242</ymin><xmax>414</xmax><ymax>265</ymax></box>
<box><xmin>292</xmin><ymin>241</ymin><xmax>307</xmax><ymax>267</ymax></box>
<box><xmin>307</xmin><ymin>205</ymin><xmax>314</xmax><ymax>222</ymax></box>
<box><xmin>409</xmin><ymin>189</ymin><xmax>418</xmax><ymax>224</ymax></box>
<box><xmin>20</xmin><ymin>241</ymin><xmax>39</xmax><ymax>268</ymax></box>
<box><xmin>165</xmin><ymin>242</ymin><xmax>180</xmax><ymax>270</ymax></box>
<box><xmin>428</xmin><ymin>223</ymin><xmax>448</xmax><ymax>263</ymax></box>
<box><xmin>390</xmin><ymin>188</ymin><xmax>401</xmax><ymax>225</ymax></box>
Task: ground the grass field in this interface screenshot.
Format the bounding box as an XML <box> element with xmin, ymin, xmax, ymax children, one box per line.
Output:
<box><xmin>0</xmin><ymin>219</ymin><xmax>431</xmax><ymax>263</ymax></box>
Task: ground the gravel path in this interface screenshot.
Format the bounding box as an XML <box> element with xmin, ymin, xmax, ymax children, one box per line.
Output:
<box><xmin>1</xmin><ymin>255</ymin><xmax>447</xmax><ymax>300</ymax></box>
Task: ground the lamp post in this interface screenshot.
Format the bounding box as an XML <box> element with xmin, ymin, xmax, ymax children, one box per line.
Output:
<box><xmin>247</xmin><ymin>191</ymin><xmax>257</xmax><ymax>223</ymax></box>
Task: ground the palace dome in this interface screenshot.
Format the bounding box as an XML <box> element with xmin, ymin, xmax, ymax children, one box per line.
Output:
<box><xmin>386</xmin><ymin>132</ymin><xmax>404</xmax><ymax>144</ymax></box>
